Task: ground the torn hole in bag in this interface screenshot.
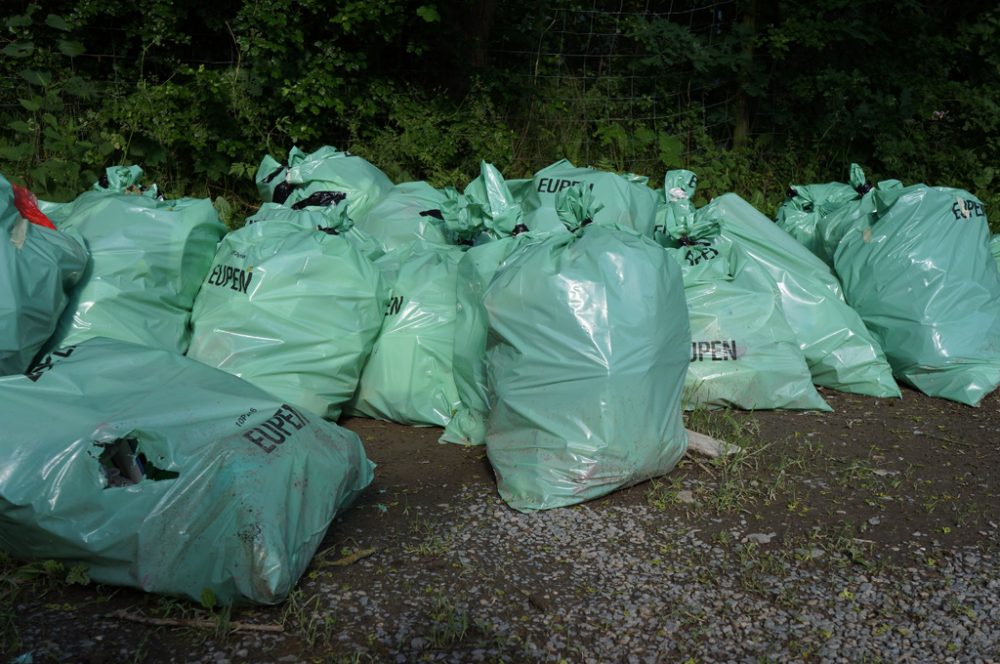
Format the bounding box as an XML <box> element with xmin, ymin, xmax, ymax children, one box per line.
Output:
<box><xmin>96</xmin><ymin>437</ymin><xmax>178</xmax><ymax>488</ymax></box>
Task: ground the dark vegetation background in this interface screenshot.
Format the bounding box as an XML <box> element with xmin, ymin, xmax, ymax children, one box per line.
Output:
<box><xmin>2</xmin><ymin>0</ymin><xmax>998</xmax><ymax>222</ymax></box>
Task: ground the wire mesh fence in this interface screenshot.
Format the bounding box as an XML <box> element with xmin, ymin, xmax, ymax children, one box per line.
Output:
<box><xmin>490</xmin><ymin>0</ymin><xmax>738</xmax><ymax>174</ymax></box>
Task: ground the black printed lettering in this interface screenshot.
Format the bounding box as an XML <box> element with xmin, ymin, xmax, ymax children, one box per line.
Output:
<box><xmin>386</xmin><ymin>296</ymin><xmax>404</xmax><ymax>316</ymax></box>
<box><xmin>690</xmin><ymin>340</ymin><xmax>739</xmax><ymax>362</ymax></box>
<box><xmin>244</xmin><ymin>428</ymin><xmax>276</xmax><ymax>453</ymax></box>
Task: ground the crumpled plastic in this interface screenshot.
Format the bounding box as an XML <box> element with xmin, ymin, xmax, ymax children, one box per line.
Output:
<box><xmin>0</xmin><ymin>337</ymin><xmax>374</xmax><ymax>605</ymax></box>
<box><xmin>835</xmin><ymin>185</ymin><xmax>1000</xmax><ymax>405</ymax></box>
<box><xmin>0</xmin><ymin>173</ymin><xmax>87</xmax><ymax>374</ymax></box>
<box><xmin>483</xmin><ymin>186</ymin><xmax>690</xmax><ymax>512</ymax></box>
<box><xmin>187</xmin><ymin>202</ymin><xmax>386</xmax><ymax>420</ymax></box>
<box><xmin>43</xmin><ymin>165</ymin><xmax>226</xmax><ymax>354</ymax></box>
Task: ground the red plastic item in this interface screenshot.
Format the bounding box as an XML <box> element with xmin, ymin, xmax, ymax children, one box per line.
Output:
<box><xmin>12</xmin><ymin>184</ymin><xmax>57</xmax><ymax>230</ymax></box>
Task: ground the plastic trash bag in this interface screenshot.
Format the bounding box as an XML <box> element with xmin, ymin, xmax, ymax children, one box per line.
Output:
<box><xmin>347</xmin><ymin>242</ymin><xmax>464</xmax><ymax>426</ymax></box>
<box><xmin>43</xmin><ymin>165</ymin><xmax>226</xmax><ymax>354</ymax></box>
<box><xmin>439</xmin><ymin>161</ymin><xmax>526</xmax><ymax>246</ymax></box>
<box><xmin>354</xmin><ymin>181</ymin><xmax>450</xmax><ymax>253</ymax></box>
<box><xmin>659</xmin><ymin>183</ymin><xmax>829</xmax><ymax>410</ymax></box>
<box><xmin>188</xmin><ymin>202</ymin><xmax>386</xmax><ymax>420</ymax></box>
<box><xmin>776</xmin><ymin>164</ymin><xmax>902</xmax><ymax>265</ymax></box>
<box><xmin>521</xmin><ymin>159</ymin><xmax>659</xmax><ymax>236</ymax></box>
<box><xmin>0</xmin><ymin>174</ymin><xmax>88</xmax><ymax>374</ymax></box>
<box><xmin>438</xmin><ymin>166</ymin><xmax>530</xmax><ymax>445</ymax></box>
<box><xmin>675</xmin><ymin>180</ymin><xmax>899</xmax><ymax>398</ymax></box>
<box><xmin>504</xmin><ymin>178</ymin><xmax>534</xmax><ymax>205</ymax></box>
<box><xmin>254</xmin><ymin>148</ymin><xmax>300</xmax><ymax>204</ymax></box>
<box><xmin>484</xmin><ymin>186</ymin><xmax>690</xmax><ymax>512</ymax></box>
<box><xmin>256</xmin><ymin>146</ymin><xmax>393</xmax><ymax>221</ymax></box>
<box><xmin>0</xmin><ymin>337</ymin><xmax>374</xmax><ymax>605</ymax></box>
<box><xmin>835</xmin><ymin>185</ymin><xmax>1000</xmax><ymax>405</ymax></box>
<box><xmin>775</xmin><ymin>164</ymin><xmax>869</xmax><ymax>261</ymax></box>
<box><xmin>990</xmin><ymin>234</ymin><xmax>1000</xmax><ymax>271</ymax></box>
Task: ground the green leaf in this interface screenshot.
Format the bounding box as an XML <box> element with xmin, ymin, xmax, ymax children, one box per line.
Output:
<box><xmin>45</xmin><ymin>14</ymin><xmax>71</xmax><ymax>31</ymax></box>
<box><xmin>416</xmin><ymin>5</ymin><xmax>440</xmax><ymax>22</ymax></box>
<box><xmin>42</xmin><ymin>112</ymin><xmax>57</xmax><ymax>126</ymax></box>
<box><xmin>658</xmin><ymin>133</ymin><xmax>684</xmax><ymax>167</ymax></box>
<box><xmin>19</xmin><ymin>97</ymin><xmax>41</xmax><ymax>112</ymax></box>
<box><xmin>5</xmin><ymin>15</ymin><xmax>32</xmax><ymax>28</ymax></box>
<box><xmin>2</xmin><ymin>42</ymin><xmax>35</xmax><ymax>58</ymax></box>
<box><xmin>65</xmin><ymin>564</ymin><xmax>90</xmax><ymax>586</ymax></box>
<box><xmin>633</xmin><ymin>126</ymin><xmax>656</xmax><ymax>148</ymax></box>
<box><xmin>58</xmin><ymin>39</ymin><xmax>85</xmax><ymax>57</ymax></box>
<box><xmin>0</xmin><ymin>143</ymin><xmax>33</xmax><ymax>160</ymax></box>
<box><xmin>19</xmin><ymin>69</ymin><xmax>52</xmax><ymax>87</ymax></box>
<box><xmin>199</xmin><ymin>587</ymin><xmax>217</xmax><ymax>610</ymax></box>
<box><xmin>7</xmin><ymin>120</ymin><xmax>32</xmax><ymax>133</ymax></box>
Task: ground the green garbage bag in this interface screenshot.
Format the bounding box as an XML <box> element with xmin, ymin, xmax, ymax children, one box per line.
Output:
<box><xmin>484</xmin><ymin>187</ymin><xmax>690</xmax><ymax>511</ymax></box>
<box><xmin>347</xmin><ymin>242</ymin><xmax>464</xmax><ymax>426</ymax></box>
<box><xmin>505</xmin><ymin>178</ymin><xmax>534</xmax><ymax>206</ymax></box>
<box><xmin>670</xmin><ymin>177</ymin><xmax>899</xmax><ymax>398</ymax></box>
<box><xmin>254</xmin><ymin>148</ymin><xmax>302</xmax><ymax>204</ymax></box>
<box><xmin>438</xmin><ymin>161</ymin><xmax>526</xmax><ymax>247</ymax></box>
<box><xmin>521</xmin><ymin>159</ymin><xmax>659</xmax><ymax>236</ymax></box>
<box><xmin>659</xmin><ymin>187</ymin><xmax>829</xmax><ymax>411</ymax></box>
<box><xmin>776</xmin><ymin>165</ymin><xmax>903</xmax><ymax>266</ymax></box>
<box><xmin>775</xmin><ymin>164</ymin><xmax>869</xmax><ymax>261</ymax></box>
<box><xmin>42</xmin><ymin>166</ymin><xmax>226</xmax><ymax>354</ymax></box>
<box><xmin>0</xmin><ymin>175</ymin><xmax>88</xmax><ymax>374</ymax></box>
<box><xmin>257</xmin><ymin>146</ymin><xmax>393</xmax><ymax>221</ymax></box>
<box><xmin>353</xmin><ymin>181</ymin><xmax>449</xmax><ymax>253</ymax></box>
<box><xmin>990</xmin><ymin>234</ymin><xmax>1000</xmax><ymax>271</ymax></box>
<box><xmin>0</xmin><ymin>337</ymin><xmax>374</xmax><ymax>605</ymax></box>
<box><xmin>439</xmin><ymin>165</ymin><xmax>530</xmax><ymax>445</ymax></box>
<box><xmin>187</xmin><ymin>203</ymin><xmax>386</xmax><ymax>420</ymax></box>
<box><xmin>835</xmin><ymin>185</ymin><xmax>1000</xmax><ymax>405</ymax></box>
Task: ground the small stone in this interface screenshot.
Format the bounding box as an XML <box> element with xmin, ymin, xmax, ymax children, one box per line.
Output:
<box><xmin>676</xmin><ymin>490</ymin><xmax>696</xmax><ymax>504</ymax></box>
<box><xmin>743</xmin><ymin>532</ymin><xmax>777</xmax><ymax>545</ymax></box>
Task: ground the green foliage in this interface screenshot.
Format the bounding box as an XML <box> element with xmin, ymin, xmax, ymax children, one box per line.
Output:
<box><xmin>0</xmin><ymin>0</ymin><xmax>997</xmax><ymax>227</ymax></box>
<box><xmin>347</xmin><ymin>81</ymin><xmax>514</xmax><ymax>187</ymax></box>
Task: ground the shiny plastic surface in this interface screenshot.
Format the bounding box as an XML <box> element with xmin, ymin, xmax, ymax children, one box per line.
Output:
<box><xmin>990</xmin><ymin>234</ymin><xmax>1000</xmax><ymax>271</ymax></box>
<box><xmin>438</xmin><ymin>168</ymin><xmax>530</xmax><ymax>444</ymax></box>
<box><xmin>439</xmin><ymin>234</ymin><xmax>528</xmax><ymax>446</ymax></box>
<box><xmin>0</xmin><ymin>338</ymin><xmax>374</xmax><ymax>605</ymax></box>
<box><xmin>347</xmin><ymin>243</ymin><xmax>464</xmax><ymax>426</ymax></box>
<box><xmin>835</xmin><ymin>185</ymin><xmax>1000</xmax><ymax>405</ymax></box>
<box><xmin>441</xmin><ymin>162</ymin><xmax>524</xmax><ymax>244</ymax></box>
<box><xmin>521</xmin><ymin>159</ymin><xmax>660</xmax><ymax>236</ymax></box>
<box><xmin>354</xmin><ymin>181</ymin><xmax>450</xmax><ymax>253</ymax></box>
<box><xmin>776</xmin><ymin>165</ymin><xmax>903</xmax><ymax>266</ymax></box>
<box><xmin>187</xmin><ymin>204</ymin><xmax>386</xmax><ymax>420</ymax></box>
<box><xmin>483</xmin><ymin>193</ymin><xmax>690</xmax><ymax>512</ymax></box>
<box><xmin>0</xmin><ymin>174</ymin><xmax>88</xmax><ymax>374</ymax></box>
<box><xmin>44</xmin><ymin>167</ymin><xmax>226</xmax><ymax>354</ymax></box>
<box><xmin>775</xmin><ymin>164</ymin><xmax>867</xmax><ymax>261</ymax></box>
<box><xmin>698</xmin><ymin>191</ymin><xmax>900</xmax><ymax>398</ymax></box>
<box><xmin>279</xmin><ymin>145</ymin><xmax>393</xmax><ymax>220</ymax></box>
<box><xmin>663</xmin><ymin>223</ymin><xmax>829</xmax><ymax>410</ymax></box>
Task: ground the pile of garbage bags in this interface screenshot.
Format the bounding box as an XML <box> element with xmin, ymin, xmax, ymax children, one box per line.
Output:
<box><xmin>777</xmin><ymin>167</ymin><xmax>1000</xmax><ymax>405</ymax></box>
<box><xmin>2</xmin><ymin>145</ymin><xmax>998</xmax><ymax>604</ymax></box>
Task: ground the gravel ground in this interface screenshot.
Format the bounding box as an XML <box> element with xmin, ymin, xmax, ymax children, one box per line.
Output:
<box><xmin>4</xmin><ymin>390</ymin><xmax>1000</xmax><ymax>663</ymax></box>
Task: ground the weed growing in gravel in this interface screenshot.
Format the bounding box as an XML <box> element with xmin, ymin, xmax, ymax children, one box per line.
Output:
<box><xmin>405</xmin><ymin>517</ymin><xmax>451</xmax><ymax>558</ymax></box>
<box><xmin>0</xmin><ymin>553</ymin><xmax>92</xmax><ymax>651</ymax></box>
<box><xmin>429</xmin><ymin>593</ymin><xmax>470</xmax><ymax>647</ymax></box>
<box><xmin>645</xmin><ymin>475</ymin><xmax>686</xmax><ymax>510</ymax></box>
<box><xmin>281</xmin><ymin>587</ymin><xmax>336</xmax><ymax>647</ymax></box>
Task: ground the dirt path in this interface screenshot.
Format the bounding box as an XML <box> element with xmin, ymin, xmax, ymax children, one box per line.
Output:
<box><xmin>3</xmin><ymin>387</ymin><xmax>999</xmax><ymax>662</ymax></box>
